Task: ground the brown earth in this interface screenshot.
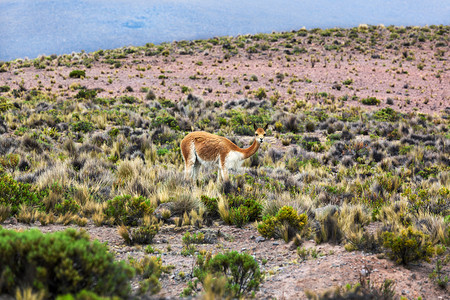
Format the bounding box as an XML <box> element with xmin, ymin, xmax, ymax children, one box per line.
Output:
<box><xmin>3</xmin><ymin>220</ymin><xmax>449</xmax><ymax>299</ymax></box>
<box><xmin>0</xmin><ymin>29</ymin><xmax>448</xmax><ymax>115</ymax></box>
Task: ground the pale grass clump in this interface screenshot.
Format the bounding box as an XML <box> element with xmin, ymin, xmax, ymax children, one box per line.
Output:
<box><xmin>0</xmin><ymin>205</ymin><xmax>11</xmax><ymax>222</ymax></box>
<box><xmin>35</xmin><ymin>161</ymin><xmax>71</xmax><ymax>190</ymax></box>
<box><xmin>263</xmin><ymin>192</ymin><xmax>315</xmax><ymax>217</ymax></box>
<box><xmin>16</xmin><ymin>205</ymin><xmax>39</xmax><ymax>224</ymax></box>
<box><xmin>337</xmin><ymin>203</ymin><xmax>371</xmax><ymax>235</ymax></box>
<box><xmin>91</xmin><ymin>113</ymin><xmax>108</xmax><ymax>130</ymax></box>
<box><xmin>415</xmin><ymin>212</ymin><xmax>449</xmax><ymax>245</ymax></box>
<box><xmin>218</xmin><ymin>197</ymin><xmax>230</xmax><ymax>224</ymax></box>
<box><xmin>55</xmin><ymin>213</ymin><xmax>75</xmax><ymax>225</ymax></box>
<box><xmin>15</xmin><ymin>288</ymin><xmax>45</xmax><ymax>300</ymax></box>
<box><xmin>37</xmin><ymin>212</ymin><xmax>55</xmax><ymax>226</ymax></box>
<box><xmin>378</xmin><ymin>200</ymin><xmax>410</xmax><ymax>231</ymax></box>
<box><xmin>80</xmin><ymin>199</ymin><xmax>106</xmax><ymax>217</ymax></box>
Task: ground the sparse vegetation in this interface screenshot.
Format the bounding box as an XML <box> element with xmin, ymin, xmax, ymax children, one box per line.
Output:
<box><xmin>0</xmin><ymin>24</ymin><xmax>448</xmax><ymax>299</ymax></box>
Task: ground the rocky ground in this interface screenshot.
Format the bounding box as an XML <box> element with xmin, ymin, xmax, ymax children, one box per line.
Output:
<box><xmin>3</xmin><ymin>219</ymin><xmax>449</xmax><ymax>299</ymax></box>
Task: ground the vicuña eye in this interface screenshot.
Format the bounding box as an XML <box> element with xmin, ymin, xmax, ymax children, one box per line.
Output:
<box><xmin>264</xmin><ymin>134</ymin><xmax>266</xmax><ymax>136</ymax></box>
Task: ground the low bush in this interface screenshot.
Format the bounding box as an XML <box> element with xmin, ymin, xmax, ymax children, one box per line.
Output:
<box><xmin>72</xmin><ymin>121</ymin><xmax>94</xmax><ymax>133</ymax></box>
<box><xmin>104</xmin><ymin>195</ymin><xmax>154</xmax><ymax>226</ymax></box>
<box><xmin>69</xmin><ymin>70</ymin><xmax>86</xmax><ymax>78</ymax></box>
<box><xmin>258</xmin><ymin>206</ymin><xmax>308</xmax><ymax>242</ymax></box>
<box><xmin>361</xmin><ymin>97</ymin><xmax>380</xmax><ymax>105</ymax></box>
<box><xmin>227</xmin><ymin>194</ymin><xmax>263</xmax><ymax>222</ymax></box>
<box><xmin>194</xmin><ymin>251</ymin><xmax>262</xmax><ymax>297</ymax></box>
<box><xmin>373</xmin><ymin>108</ymin><xmax>399</xmax><ymax>122</ymax></box>
<box><xmin>0</xmin><ymin>174</ymin><xmax>45</xmax><ymax>216</ymax></box>
<box><xmin>200</xmin><ymin>195</ymin><xmax>219</xmax><ymax>218</ymax></box>
<box><xmin>382</xmin><ymin>227</ymin><xmax>434</xmax><ymax>265</ymax></box>
<box><xmin>0</xmin><ymin>228</ymin><xmax>134</xmax><ymax>298</ymax></box>
<box><xmin>119</xmin><ymin>224</ymin><xmax>159</xmax><ymax>245</ymax></box>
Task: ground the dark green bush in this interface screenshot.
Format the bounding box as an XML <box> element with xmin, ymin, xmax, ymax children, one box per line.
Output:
<box><xmin>361</xmin><ymin>97</ymin><xmax>380</xmax><ymax>105</ymax></box>
<box><xmin>75</xmin><ymin>89</ymin><xmax>97</xmax><ymax>100</ymax></box>
<box><xmin>72</xmin><ymin>121</ymin><xmax>94</xmax><ymax>133</ymax></box>
<box><xmin>104</xmin><ymin>195</ymin><xmax>154</xmax><ymax>226</ymax></box>
<box><xmin>227</xmin><ymin>194</ymin><xmax>262</xmax><ymax>222</ymax></box>
<box><xmin>0</xmin><ymin>228</ymin><xmax>134</xmax><ymax>298</ymax></box>
<box><xmin>373</xmin><ymin>108</ymin><xmax>399</xmax><ymax>122</ymax></box>
<box><xmin>0</xmin><ymin>97</ymin><xmax>13</xmax><ymax>112</ymax></box>
<box><xmin>194</xmin><ymin>251</ymin><xmax>261</xmax><ymax>297</ymax></box>
<box><xmin>129</xmin><ymin>256</ymin><xmax>163</xmax><ymax>295</ymax></box>
<box><xmin>130</xmin><ymin>225</ymin><xmax>159</xmax><ymax>245</ymax></box>
<box><xmin>56</xmin><ymin>290</ymin><xmax>117</xmax><ymax>300</ymax></box>
<box><xmin>0</xmin><ymin>174</ymin><xmax>45</xmax><ymax>215</ymax></box>
<box><xmin>200</xmin><ymin>195</ymin><xmax>219</xmax><ymax>218</ymax></box>
<box><xmin>258</xmin><ymin>206</ymin><xmax>308</xmax><ymax>242</ymax></box>
<box><xmin>119</xmin><ymin>96</ymin><xmax>139</xmax><ymax>104</ymax></box>
<box><xmin>69</xmin><ymin>70</ymin><xmax>86</xmax><ymax>78</ymax></box>
<box><xmin>382</xmin><ymin>227</ymin><xmax>434</xmax><ymax>265</ymax></box>
<box><xmin>151</xmin><ymin>113</ymin><xmax>179</xmax><ymax>130</ymax></box>
<box><xmin>230</xmin><ymin>206</ymin><xmax>250</xmax><ymax>228</ymax></box>
<box><xmin>0</xmin><ymin>86</ymin><xmax>10</xmax><ymax>93</ymax></box>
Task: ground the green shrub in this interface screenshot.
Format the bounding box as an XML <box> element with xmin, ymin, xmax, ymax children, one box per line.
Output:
<box><xmin>257</xmin><ymin>206</ymin><xmax>308</xmax><ymax>242</ymax></box>
<box><xmin>0</xmin><ymin>228</ymin><xmax>134</xmax><ymax>298</ymax></box>
<box><xmin>133</xmin><ymin>256</ymin><xmax>163</xmax><ymax>295</ymax></box>
<box><xmin>130</xmin><ymin>225</ymin><xmax>159</xmax><ymax>245</ymax></box>
<box><xmin>0</xmin><ymin>85</ymin><xmax>10</xmax><ymax>93</ymax></box>
<box><xmin>0</xmin><ymin>174</ymin><xmax>45</xmax><ymax>216</ymax></box>
<box><xmin>230</xmin><ymin>206</ymin><xmax>250</xmax><ymax>228</ymax></box>
<box><xmin>373</xmin><ymin>108</ymin><xmax>399</xmax><ymax>122</ymax></box>
<box><xmin>0</xmin><ymin>96</ymin><xmax>13</xmax><ymax>112</ymax></box>
<box><xmin>361</xmin><ymin>97</ymin><xmax>380</xmax><ymax>105</ymax></box>
<box><xmin>104</xmin><ymin>195</ymin><xmax>154</xmax><ymax>226</ymax></box>
<box><xmin>72</xmin><ymin>121</ymin><xmax>94</xmax><ymax>133</ymax></box>
<box><xmin>382</xmin><ymin>227</ymin><xmax>434</xmax><ymax>265</ymax></box>
<box><xmin>200</xmin><ymin>195</ymin><xmax>219</xmax><ymax>218</ymax></box>
<box><xmin>254</xmin><ymin>87</ymin><xmax>267</xmax><ymax>99</ymax></box>
<box><xmin>151</xmin><ymin>113</ymin><xmax>179</xmax><ymax>130</ymax></box>
<box><xmin>119</xmin><ymin>96</ymin><xmax>139</xmax><ymax>104</ymax></box>
<box><xmin>75</xmin><ymin>89</ymin><xmax>97</xmax><ymax>100</ymax></box>
<box><xmin>182</xmin><ymin>232</ymin><xmax>205</xmax><ymax>245</ymax></box>
<box><xmin>56</xmin><ymin>290</ymin><xmax>118</xmax><ymax>300</ymax></box>
<box><xmin>69</xmin><ymin>70</ymin><xmax>86</xmax><ymax>78</ymax></box>
<box><xmin>194</xmin><ymin>251</ymin><xmax>261</xmax><ymax>297</ymax></box>
<box><xmin>227</xmin><ymin>194</ymin><xmax>262</xmax><ymax>222</ymax></box>
<box><xmin>55</xmin><ymin>198</ymin><xmax>80</xmax><ymax>215</ymax></box>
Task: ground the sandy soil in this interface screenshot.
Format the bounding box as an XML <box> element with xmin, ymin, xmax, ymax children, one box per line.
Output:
<box><xmin>0</xmin><ymin>31</ymin><xmax>448</xmax><ymax>115</ymax></box>
<box><xmin>3</xmin><ymin>220</ymin><xmax>449</xmax><ymax>299</ymax></box>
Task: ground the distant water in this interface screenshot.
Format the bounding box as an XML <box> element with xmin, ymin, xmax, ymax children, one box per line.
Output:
<box><xmin>0</xmin><ymin>0</ymin><xmax>449</xmax><ymax>61</ymax></box>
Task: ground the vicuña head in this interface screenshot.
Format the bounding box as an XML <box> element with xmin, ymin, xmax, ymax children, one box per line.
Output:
<box><xmin>181</xmin><ymin>124</ymin><xmax>268</xmax><ymax>182</ymax></box>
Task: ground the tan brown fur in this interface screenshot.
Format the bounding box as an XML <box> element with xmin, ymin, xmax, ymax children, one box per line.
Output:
<box><xmin>181</xmin><ymin>127</ymin><xmax>267</xmax><ymax>181</ymax></box>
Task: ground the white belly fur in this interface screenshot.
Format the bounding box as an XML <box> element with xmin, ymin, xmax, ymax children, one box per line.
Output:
<box><xmin>225</xmin><ymin>151</ymin><xmax>244</xmax><ymax>170</ymax></box>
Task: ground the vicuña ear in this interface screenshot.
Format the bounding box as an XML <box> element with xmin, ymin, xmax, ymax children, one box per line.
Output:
<box><xmin>253</xmin><ymin>123</ymin><xmax>258</xmax><ymax>131</ymax></box>
<box><xmin>263</xmin><ymin>123</ymin><xmax>269</xmax><ymax>130</ymax></box>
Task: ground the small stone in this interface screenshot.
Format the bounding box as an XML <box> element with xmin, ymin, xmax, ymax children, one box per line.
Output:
<box><xmin>410</xmin><ymin>273</ymin><xmax>416</xmax><ymax>280</ymax></box>
<box><xmin>273</xmin><ymin>242</ymin><xmax>279</xmax><ymax>246</ymax></box>
<box><xmin>255</xmin><ymin>236</ymin><xmax>266</xmax><ymax>243</ymax></box>
<box><xmin>250</xmin><ymin>235</ymin><xmax>255</xmax><ymax>240</ymax></box>
<box><xmin>241</xmin><ymin>248</ymin><xmax>247</xmax><ymax>251</ymax></box>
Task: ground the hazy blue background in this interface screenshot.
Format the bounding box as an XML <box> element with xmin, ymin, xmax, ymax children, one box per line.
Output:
<box><xmin>0</xmin><ymin>0</ymin><xmax>449</xmax><ymax>61</ymax></box>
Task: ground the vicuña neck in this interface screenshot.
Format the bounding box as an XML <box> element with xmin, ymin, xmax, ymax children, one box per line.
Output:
<box><xmin>238</xmin><ymin>139</ymin><xmax>260</xmax><ymax>160</ymax></box>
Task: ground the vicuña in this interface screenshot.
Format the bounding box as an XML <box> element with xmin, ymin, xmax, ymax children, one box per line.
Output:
<box><xmin>181</xmin><ymin>125</ymin><xmax>267</xmax><ymax>181</ymax></box>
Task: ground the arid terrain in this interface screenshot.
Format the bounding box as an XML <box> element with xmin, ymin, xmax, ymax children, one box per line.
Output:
<box><xmin>0</xmin><ymin>25</ymin><xmax>449</xmax><ymax>299</ymax></box>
